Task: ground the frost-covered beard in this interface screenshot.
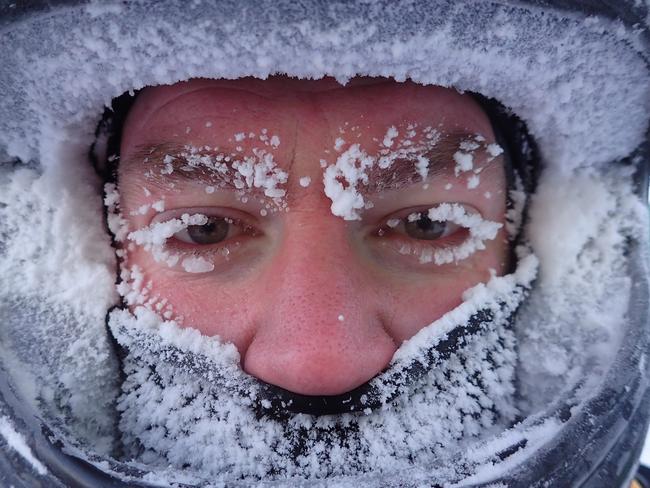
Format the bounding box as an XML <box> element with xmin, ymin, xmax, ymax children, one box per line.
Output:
<box><xmin>108</xmin><ymin>253</ymin><xmax>536</xmax><ymax>482</ymax></box>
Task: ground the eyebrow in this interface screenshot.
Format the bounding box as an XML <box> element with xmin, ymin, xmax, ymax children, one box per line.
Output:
<box><xmin>361</xmin><ymin>131</ymin><xmax>498</xmax><ymax>194</ymax></box>
<box><xmin>120</xmin><ymin>142</ymin><xmax>269</xmax><ymax>195</ymax></box>
<box><xmin>119</xmin><ymin>131</ymin><xmax>500</xmax><ymax>195</ymax></box>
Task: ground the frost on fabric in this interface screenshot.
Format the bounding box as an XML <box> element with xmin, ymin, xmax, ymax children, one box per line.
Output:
<box><xmin>0</xmin><ymin>0</ymin><xmax>647</xmax><ymax>485</ymax></box>
<box><xmin>1</xmin><ymin>1</ymin><xmax>648</xmax><ymax>167</ymax></box>
<box><xmin>0</xmin><ymin>161</ymin><xmax>120</xmax><ymax>455</ymax></box>
<box><xmin>515</xmin><ymin>168</ymin><xmax>644</xmax><ymax>411</ymax></box>
<box><xmin>110</xmin><ymin>307</ymin><xmax>241</xmax><ymax>367</ymax></box>
<box><xmin>0</xmin><ymin>416</ymin><xmax>48</xmax><ymax>475</ymax></box>
<box><xmin>108</xmin><ymin>253</ymin><xmax>535</xmax><ymax>482</ymax></box>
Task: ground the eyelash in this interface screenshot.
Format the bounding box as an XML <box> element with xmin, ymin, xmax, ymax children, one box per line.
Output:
<box><xmin>168</xmin><ymin>217</ymin><xmax>257</xmax><ymax>249</ymax></box>
<box><xmin>142</xmin><ymin>209</ymin><xmax>260</xmax><ymax>271</ymax></box>
<box><xmin>378</xmin><ymin>222</ymin><xmax>468</xmax><ymax>245</ymax></box>
<box><xmin>133</xmin><ymin>204</ymin><xmax>497</xmax><ymax>271</ymax></box>
<box><xmin>374</xmin><ymin>216</ymin><xmax>468</xmax><ymax>261</ymax></box>
<box><xmin>371</xmin><ymin>204</ymin><xmax>493</xmax><ymax>265</ymax></box>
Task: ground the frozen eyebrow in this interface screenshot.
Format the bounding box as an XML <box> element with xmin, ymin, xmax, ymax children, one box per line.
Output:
<box><xmin>121</xmin><ymin>143</ymin><xmax>252</xmax><ymax>192</ymax></box>
<box><xmin>121</xmin><ymin>142</ymin><xmax>288</xmax><ymax>202</ymax></box>
<box><xmin>362</xmin><ymin>131</ymin><xmax>490</xmax><ymax>194</ymax></box>
<box><xmin>324</xmin><ymin>129</ymin><xmax>504</xmax><ymax>220</ymax></box>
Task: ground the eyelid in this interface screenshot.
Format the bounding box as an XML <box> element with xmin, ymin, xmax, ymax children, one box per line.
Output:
<box><xmin>150</xmin><ymin>206</ymin><xmax>259</xmax><ymax>228</ymax></box>
<box><xmin>127</xmin><ymin>206</ymin><xmax>263</xmax><ymax>273</ymax></box>
<box><xmin>382</xmin><ymin>202</ymin><xmax>481</xmax><ymax>225</ymax></box>
<box><xmin>373</xmin><ymin>202</ymin><xmax>502</xmax><ymax>265</ymax></box>
<box><xmin>378</xmin><ymin>206</ymin><xmax>467</xmax><ymax>245</ymax></box>
<box><xmin>405</xmin><ymin>218</ymin><xmax>461</xmax><ymax>239</ymax></box>
<box><xmin>157</xmin><ymin>208</ymin><xmax>261</xmax><ymax>249</ymax></box>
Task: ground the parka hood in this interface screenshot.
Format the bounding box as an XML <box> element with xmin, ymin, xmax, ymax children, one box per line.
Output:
<box><xmin>0</xmin><ymin>1</ymin><xmax>649</xmax><ymax>487</ymax></box>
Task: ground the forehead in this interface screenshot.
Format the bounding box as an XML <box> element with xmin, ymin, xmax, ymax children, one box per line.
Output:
<box><xmin>120</xmin><ymin>78</ymin><xmax>495</xmax><ymax>158</ymax></box>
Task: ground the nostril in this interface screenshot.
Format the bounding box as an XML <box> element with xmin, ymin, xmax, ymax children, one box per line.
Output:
<box><xmin>243</xmin><ymin>237</ymin><xmax>398</xmax><ymax>396</ymax></box>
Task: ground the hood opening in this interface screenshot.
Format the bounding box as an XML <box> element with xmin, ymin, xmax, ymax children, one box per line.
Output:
<box><xmin>0</xmin><ymin>1</ymin><xmax>648</xmax><ymax>486</ymax></box>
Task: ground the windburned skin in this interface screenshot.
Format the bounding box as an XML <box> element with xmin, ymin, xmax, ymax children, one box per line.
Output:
<box><xmin>119</xmin><ymin>138</ymin><xmax>289</xmax><ymax>275</ymax></box>
<box><xmin>112</xmin><ymin>77</ymin><xmax>509</xmax><ymax>396</ymax></box>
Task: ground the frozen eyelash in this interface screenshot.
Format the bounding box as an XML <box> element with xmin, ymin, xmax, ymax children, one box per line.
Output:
<box><xmin>400</xmin><ymin>203</ymin><xmax>502</xmax><ymax>265</ymax></box>
<box><xmin>104</xmin><ymin>184</ymin><xmax>222</xmax><ymax>274</ymax></box>
<box><xmin>127</xmin><ymin>213</ymin><xmax>217</xmax><ymax>272</ymax></box>
<box><xmin>128</xmin><ymin>213</ymin><xmax>209</xmax><ymax>247</ymax></box>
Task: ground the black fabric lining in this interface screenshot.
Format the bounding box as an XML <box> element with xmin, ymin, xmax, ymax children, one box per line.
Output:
<box><xmin>471</xmin><ymin>93</ymin><xmax>541</xmax><ymax>272</ymax></box>
<box><xmin>91</xmin><ymin>90</ymin><xmax>139</xmax><ymax>189</ymax></box>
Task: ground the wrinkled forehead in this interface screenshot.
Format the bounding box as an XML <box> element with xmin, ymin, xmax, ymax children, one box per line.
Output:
<box><xmin>121</xmin><ymin>78</ymin><xmax>496</xmax><ymax>158</ymax></box>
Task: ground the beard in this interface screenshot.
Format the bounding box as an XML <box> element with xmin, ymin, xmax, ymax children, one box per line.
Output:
<box><xmin>108</xmin><ymin>253</ymin><xmax>536</xmax><ymax>482</ymax></box>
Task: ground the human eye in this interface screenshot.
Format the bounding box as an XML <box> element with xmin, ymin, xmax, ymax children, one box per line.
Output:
<box><xmin>170</xmin><ymin>214</ymin><xmax>254</xmax><ymax>246</ymax></box>
<box><xmin>127</xmin><ymin>207</ymin><xmax>260</xmax><ymax>272</ymax></box>
<box><xmin>399</xmin><ymin>212</ymin><xmax>462</xmax><ymax>241</ymax></box>
<box><xmin>373</xmin><ymin>203</ymin><xmax>502</xmax><ymax>265</ymax></box>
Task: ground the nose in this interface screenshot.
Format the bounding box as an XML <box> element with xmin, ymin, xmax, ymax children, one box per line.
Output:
<box><xmin>242</xmin><ymin>213</ymin><xmax>397</xmax><ymax>396</ymax></box>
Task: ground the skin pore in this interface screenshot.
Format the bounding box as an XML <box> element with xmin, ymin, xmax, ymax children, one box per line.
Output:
<box><xmin>117</xmin><ymin>77</ymin><xmax>509</xmax><ymax>396</ymax></box>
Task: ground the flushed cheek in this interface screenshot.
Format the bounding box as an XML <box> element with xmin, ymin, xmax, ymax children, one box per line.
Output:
<box><xmin>377</xmin><ymin>239</ymin><xmax>507</xmax><ymax>343</ymax></box>
<box><xmin>169</xmin><ymin>284</ymin><xmax>255</xmax><ymax>349</ymax></box>
<box><xmin>381</xmin><ymin>272</ymin><xmax>482</xmax><ymax>343</ymax></box>
<box><xmin>124</xmin><ymin>247</ymin><xmax>257</xmax><ymax>352</ymax></box>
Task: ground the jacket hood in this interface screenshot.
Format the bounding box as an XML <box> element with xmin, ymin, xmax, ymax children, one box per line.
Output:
<box><xmin>0</xmin><ymin>1</ymin><xmax>649</xmax><ymax>486</ymax></box>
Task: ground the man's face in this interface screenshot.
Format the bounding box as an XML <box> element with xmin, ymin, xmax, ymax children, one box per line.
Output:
<box><xmin>117</xmin><ymin>78</ymin><xmax>508</xmax><ymax>396</ymax></box>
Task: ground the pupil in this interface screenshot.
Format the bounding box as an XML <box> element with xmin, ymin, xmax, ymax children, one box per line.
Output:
<box><xmin>405</xmin><ymin>214</ymin><xmax>447</xmax><ymax>240</ymax></box>
<box><xmin>187</xmin><ymin>217</ymin><xmax>229</xmax><ymax>244</ymax></box>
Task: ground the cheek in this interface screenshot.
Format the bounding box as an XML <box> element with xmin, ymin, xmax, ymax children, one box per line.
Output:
<box><xmin>121</xmin><ymin>225</ymin><xmax>510</xmax><ymax>352</ymax></box>
<box><xmin>123</xmin><ymin>246</ymin><xmax>256</xmax><ymax>351</ymax></box>
<box><xmin>381</xmin><ymin>229</ymin><xmax>509</xmax><ymax>343</ymax></box>
<box><xmin>383</xmin><ymin>273</ymin><xmax>474</xmax><ymax>343</ymax></box>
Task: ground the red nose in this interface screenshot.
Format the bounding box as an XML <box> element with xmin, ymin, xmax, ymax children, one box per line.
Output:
<box><xmin>242</xmin><ymin>213</ymin><xmax>397</xmax><ymax>396</ymax></box>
